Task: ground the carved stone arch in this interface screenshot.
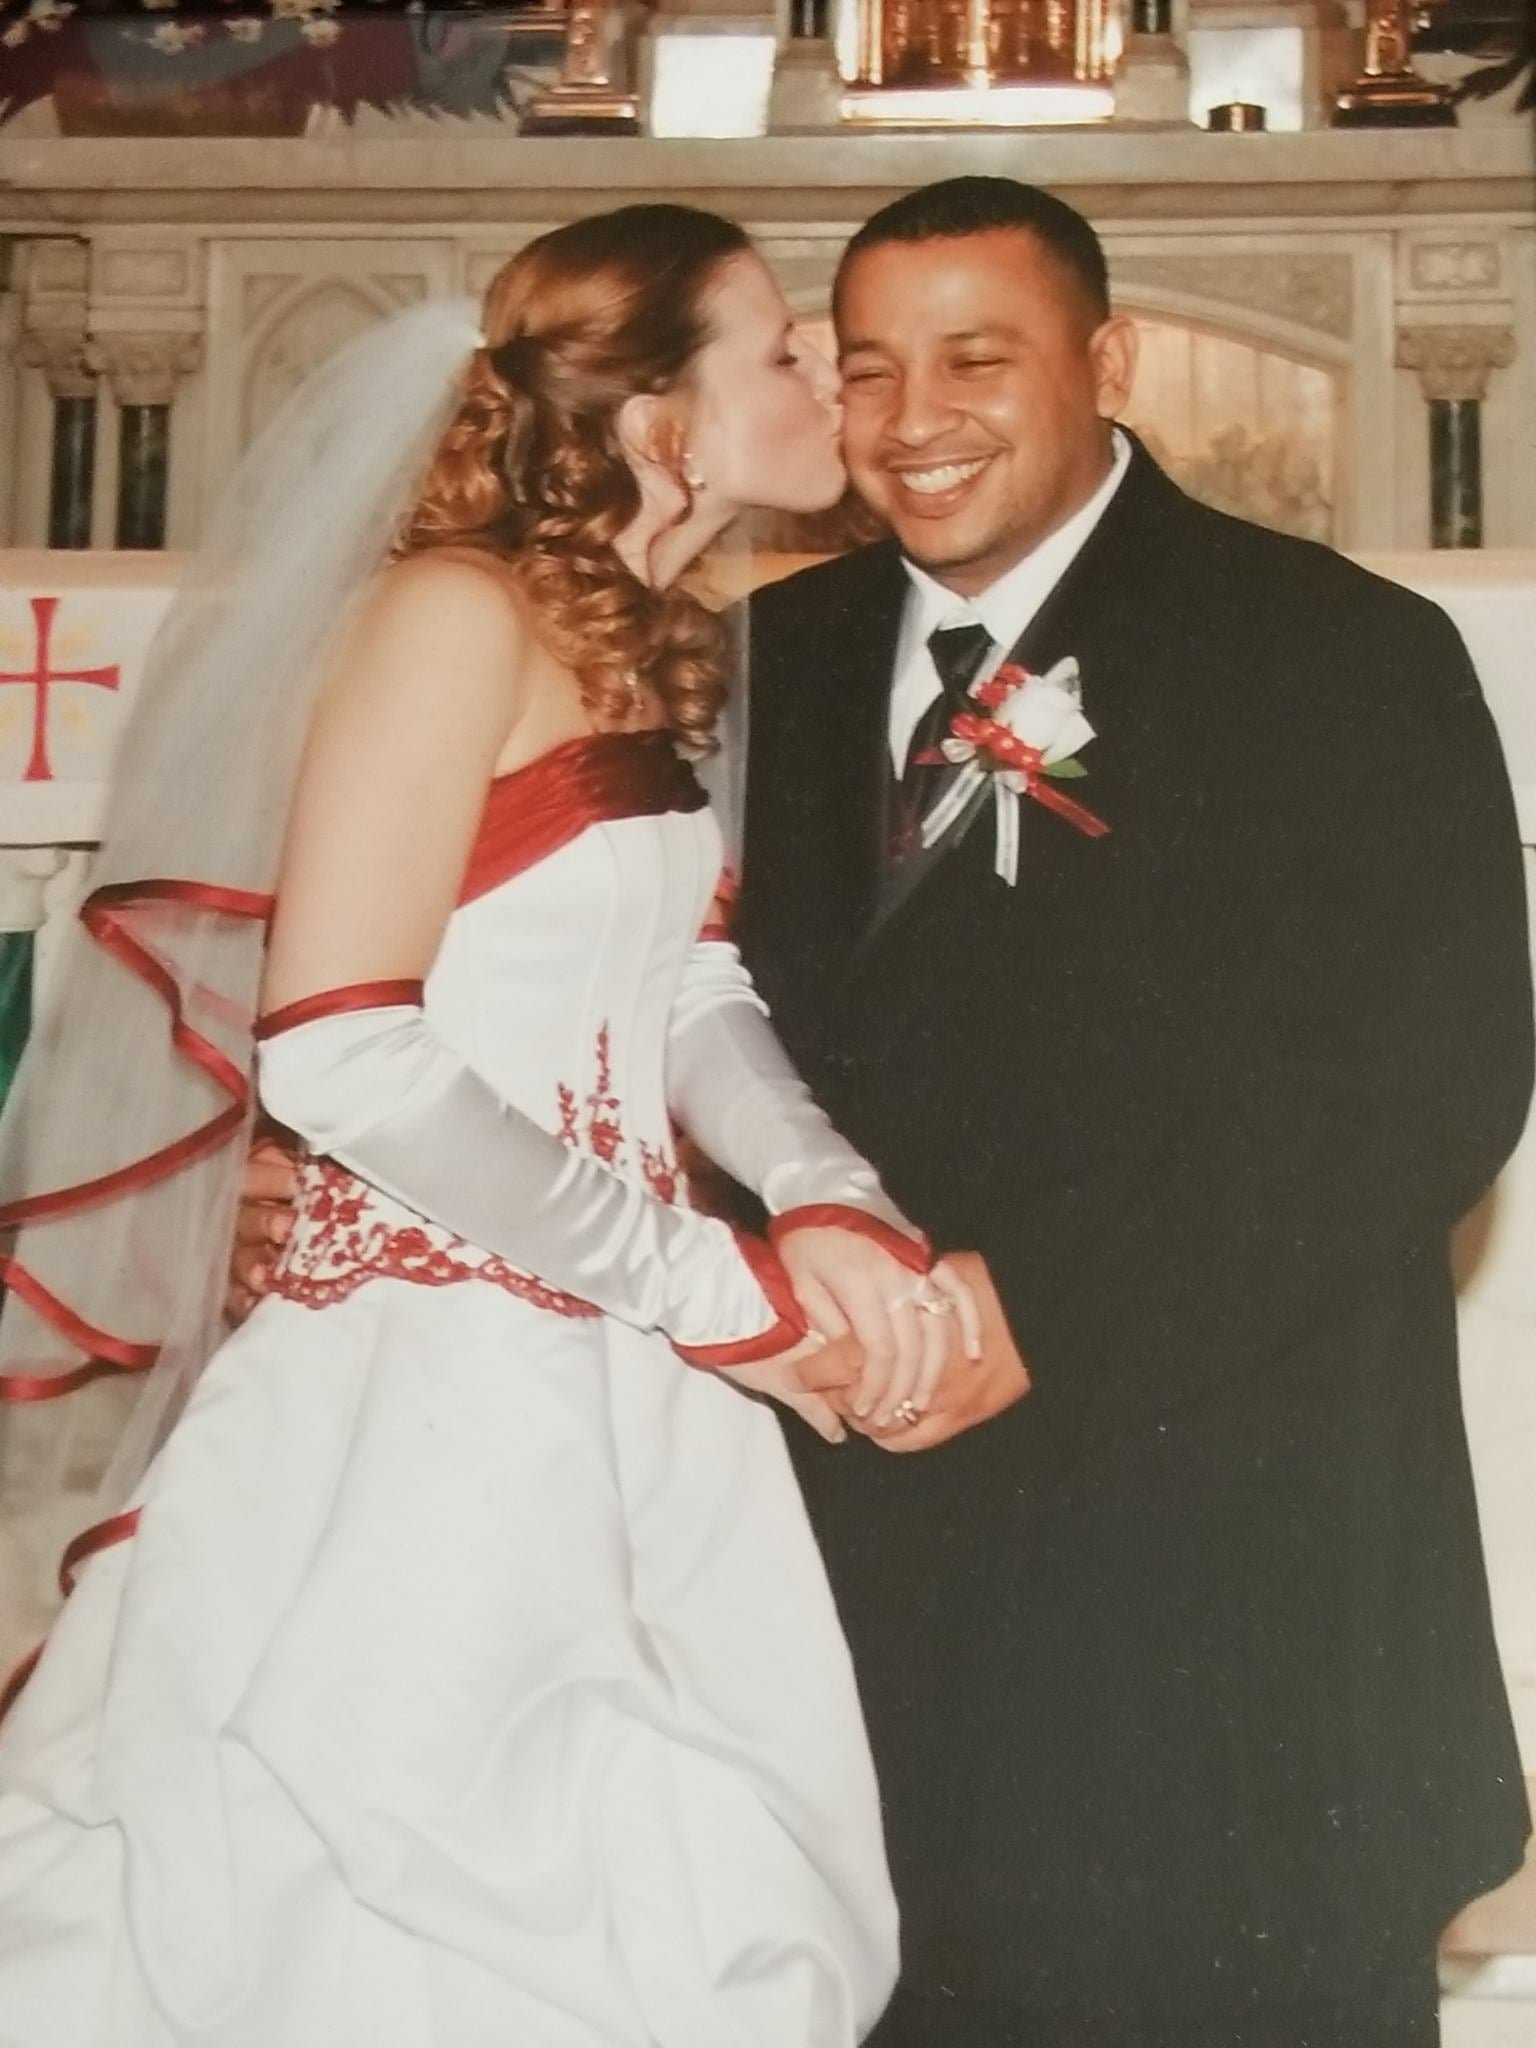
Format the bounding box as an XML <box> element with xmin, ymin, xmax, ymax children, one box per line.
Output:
<box><xmin>240</xmin><ymin>277</ymin><xmax>402</xmax><ymax>452</ymax></box>
<box><xmin>1113</xmin><ymin>298</ymin><xmax>1348</xmax><ymax>546</ymax></box>
<box><xmin>1112</xmin><ymin>282</ymin><xmax>1356</xmax><ymax>371</ymax></box>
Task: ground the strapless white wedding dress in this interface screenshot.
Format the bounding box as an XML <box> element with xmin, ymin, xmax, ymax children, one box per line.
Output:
<box><xmin>0</xmin><ymin>733</ymin><xmax>897</xmax><ymax>2048</ymax></box>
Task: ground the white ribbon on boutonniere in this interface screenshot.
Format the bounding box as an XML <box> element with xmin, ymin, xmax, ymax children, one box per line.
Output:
<box><xmin>918</xmin><ymin>655</ymin><xmax>1109</xmax><ymax>886</ymax></box>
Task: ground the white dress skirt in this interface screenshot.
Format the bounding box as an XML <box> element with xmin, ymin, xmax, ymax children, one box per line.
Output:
<box><xmin>0</xmin><ymin>736</ymin><xmax>898</xmax><ymax>2048</ymax></box>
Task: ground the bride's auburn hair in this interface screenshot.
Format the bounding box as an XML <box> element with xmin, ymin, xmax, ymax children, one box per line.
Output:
<box><xmin>402</xmin><ymin>204</ymin><xmax>752</xmax><ymax>745</ymax></box>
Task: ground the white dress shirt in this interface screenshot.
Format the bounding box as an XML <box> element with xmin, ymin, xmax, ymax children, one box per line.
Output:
<box><xmin>887</xmin><ymin>428</ymin><xmax>1132</xmax><ymax>773</ymax></box>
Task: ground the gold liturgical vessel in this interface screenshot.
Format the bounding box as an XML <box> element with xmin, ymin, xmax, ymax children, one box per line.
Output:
<box><xmin>522</xmin><ymin>0</ymin><xmax>644</xmax><ymax>133</ymax></box>
<box><xmin>1332</xmin><ymin>0</ymin><xmax>1455</xmax><ymax>124</ymax></box>
<box><xmin>844</xmin><ymin>0</ymin><xmax>1119</xmax><ymax>122</ymax></box>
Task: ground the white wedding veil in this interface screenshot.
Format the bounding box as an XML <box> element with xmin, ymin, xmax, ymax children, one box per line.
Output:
<box><xmin>0</xmin><ymin>297</ymin><xmax>483</xmax><ymax>1676</ymax></box>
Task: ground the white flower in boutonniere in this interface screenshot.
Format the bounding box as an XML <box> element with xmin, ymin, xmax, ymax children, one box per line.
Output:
<box><xmin>918</xmin><ymin>656</ymin><xmax>1109</xmax><ymax>886</ymax></box>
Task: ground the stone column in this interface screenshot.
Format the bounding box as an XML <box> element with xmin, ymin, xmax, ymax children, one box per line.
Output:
<box><xmin>18</xmin><ymin>242</ymin><xmax>98</xmax><ymax>552</ymax></box>
<box><xmin>0</xmin><ymin>253</ymin><xmax>20</xmax><ymax>549</ymax></box>
<box><xmin>85</xmin><ymin>234</ymin><xmax>208</xmax><ymax>550</ymax></box>
<box><xmin>84</xmin><ymin>334</ymin><xmax>203</xmax><ymax>550</ymax></box>
<box><xmin>768</xmin><ymin>0</ymin><xmax>843</xmax><ymax>128</ymax></box>
<box><xmin>1395</xmin><ymin>324</ymin><xmax>1516</xmax><ymax>549</ymax></box>
<box><xmin>16</xmin><ymin>336</ymin><xmax>98</xmax><ymax>552</ymax></box>
<box><xmin>1115</xmin><ymin>0</ymin><xmax>1190</xmax><ymax>125</ymax></box>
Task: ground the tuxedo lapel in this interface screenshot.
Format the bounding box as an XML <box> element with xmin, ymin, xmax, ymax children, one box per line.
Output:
<box><xmin>740</xmin><ymin>540</ymin><xmax>908</xmax><ymax>1037</ymax></box>
<box><xmin>814</xmin><ymin>543</ymin><xmax>908</xmax><ymax>948</ymax></box>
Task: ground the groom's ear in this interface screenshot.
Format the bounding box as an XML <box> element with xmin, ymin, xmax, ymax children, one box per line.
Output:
<box><xmin>1089</xmin><ymin>314</ymin><xmax>1139</xmax><ymax>421</ymax></box>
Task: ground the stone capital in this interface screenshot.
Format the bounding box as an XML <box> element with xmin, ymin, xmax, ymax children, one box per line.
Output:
<box><xmin>83</xmin><ymin>331</ymin><xmax>203</xmax><ymax>408</ymax></box>
<box><xmin>0</xmin><ymin>849</ymin><xmax>71</xmax><ymax>936</ymax></box>
<box><xmin>17</xmin><ymin>331</ymin><xmax>96</xmax><ymax>402</ymax></box>
<box><xmin>1395</xmin><ymin>324</ymin><xmax>1516</xmax><ymax>403</ymax></box>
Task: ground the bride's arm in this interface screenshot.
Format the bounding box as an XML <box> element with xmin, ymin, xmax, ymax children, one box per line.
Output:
<box><xmin>667</xmin><ymin>900</ymin><xmax>923</xmax><ymax>1248</ymax></box>
<box><xmin>256</xmin><ymin>554</ymin><xmax>809</xmax><ymax>1366</ymax></box>
<box><xmin>666</xmin><ymin>893</ymin><xmax>981</xmax><ymax>1422</ymax></box>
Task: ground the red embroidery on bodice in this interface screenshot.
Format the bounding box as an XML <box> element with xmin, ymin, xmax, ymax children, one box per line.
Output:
<box><xmin>270</xmin><ymin>1156</ymin><xmax>602</xmax><ymax>1318</ymax></box>
<box><xmin>272</xmin><ymin>1026</ymin><xmax>683</xmax><ymax>1315</ymax></box>
<box><xmin>556</xmin><ymin>1023</ymin><xmax>680</xmax><ymax>1205</ymax></box>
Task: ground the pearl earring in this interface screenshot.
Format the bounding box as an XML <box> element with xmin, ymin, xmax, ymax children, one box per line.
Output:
<box><xmin>682</xmin><ymin>454</ymin><xmax>706</xmax><ymax>493</ymax></box>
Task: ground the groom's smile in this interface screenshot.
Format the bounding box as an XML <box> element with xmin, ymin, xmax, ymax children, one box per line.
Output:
<box><xmin>834</xmin><ymin>229</ymin><xmax>1137</xmax><ymax>599</ymax></box>
<box><xmin>886</xmin><ymin>453</ymin><xmax>996</xmax><ymax>508</ymax></box>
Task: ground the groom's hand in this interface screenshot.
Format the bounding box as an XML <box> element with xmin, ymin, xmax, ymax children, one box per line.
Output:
<box><xmin>864</xmin><ymin>1251</ymin><xmax>1030</xmax><ymax>1454</ymax></box>
<box><xmin>226</xmin><ymin>1133</ymin><xmax>300</xmax><ymax>1322</ymax></box>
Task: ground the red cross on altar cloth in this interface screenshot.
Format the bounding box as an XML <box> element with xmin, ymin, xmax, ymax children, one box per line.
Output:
<box><xmin>0</xmin><ymin>597</ymin><xmax>121</xmax><ymax>784</ymax></box>
<box><xmin>0</xmin><ymin>555</ymin><xmax>180</xmax><ymax>847</ymax></box>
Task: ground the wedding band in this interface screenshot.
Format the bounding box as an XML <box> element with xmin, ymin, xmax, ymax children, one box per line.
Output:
<box><xmin>916</xmin><ymin>1291</ymin><xmax>955</xmax><ymax>1318</ymax></box>
<box><xmin>893</xmin><ymin>1398</ymin><xmax>922</xmax><ymax>1427</ymax></box>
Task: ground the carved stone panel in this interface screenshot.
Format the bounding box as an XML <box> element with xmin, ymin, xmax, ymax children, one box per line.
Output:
<box><xmin>1111</xmin><ymin>250</ymin><xmax>1355</xmax><ymax>341</ymax></box>
<box><xmin>1398</xmin><ymin>234</ymin><xmax>1506</xmax><ymax>304</ymax></box>
<box><xmin>197</xmin><ymin>241</ymin><xmax>455</xmax><ymax>509</ymax></box>
<box><xmin>242</xmin><ymin>279</ymin><xmax>397</xmax><ymax>445</ymax></box>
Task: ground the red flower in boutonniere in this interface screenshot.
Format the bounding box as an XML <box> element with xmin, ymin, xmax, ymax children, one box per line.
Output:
<box><xmin>917</xmin><ymin>658</ymin><xmax>1109</xmax><ymax>884</ymax></box>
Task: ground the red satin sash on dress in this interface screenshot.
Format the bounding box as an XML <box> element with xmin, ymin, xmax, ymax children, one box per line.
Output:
<box><xmin>460</xmin><ymin>730</ymin><xmax>708</xmax><ymax>907</ymax></box>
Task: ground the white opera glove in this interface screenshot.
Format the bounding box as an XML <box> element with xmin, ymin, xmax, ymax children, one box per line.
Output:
<box><xmin>256</xmin><ymin>986</ymin><xmax>805</xmax><ymax>1364</ymax></box>
<box><xmin>667</xmin><ymin>937</ymin><xmax>929</xmax><ymax>1270</ymax></box>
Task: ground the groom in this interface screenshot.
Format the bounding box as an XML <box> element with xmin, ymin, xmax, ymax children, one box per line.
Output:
<box><xmin>735</xmin><ymin>178</ymin><xmax>1533</xmax><ymax>2046</ymax></box>
<box><xmin>230</xmin><ymin>177</ymin><xmax>1533</xmax><ymax>2045</ymax></box>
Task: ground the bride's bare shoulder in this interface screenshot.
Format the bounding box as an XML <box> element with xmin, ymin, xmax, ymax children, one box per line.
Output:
<box><xmin>364</xmin><ymin>544</ymin><xmax>532</xmax><ymax>647</ymax></box>
<box><xmin>311</xmin><ymin>544</ymin><xmax>540</xmax><ymax>758</ymax></box>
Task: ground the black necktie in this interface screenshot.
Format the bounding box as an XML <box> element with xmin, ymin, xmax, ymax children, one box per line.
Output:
<box><xmin>889</xmin><ymin>622</ymin><xmax>996</xmax><ymax>862</ymax></box>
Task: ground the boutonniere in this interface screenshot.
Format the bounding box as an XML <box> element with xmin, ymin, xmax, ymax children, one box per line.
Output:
<box><xmin>918</xmin><ymin>656</ymin><xmax>1109</xmax><ymax>886</ymax></box>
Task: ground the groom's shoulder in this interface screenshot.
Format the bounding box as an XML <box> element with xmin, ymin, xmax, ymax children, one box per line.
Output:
<box><xmin>748</xmin><ymin>542</ymin><xmax>898</xmax><ymax>645</ymax></box>
<box><xmin>1184</xmin><ymin>494</ymin><xmax>1442</xmax><ymax>644</ymax></box>
<box><xmin>1168</xmin><ymin>495</ymin><xmax>1470</xmax><ymax>693</ymax></box>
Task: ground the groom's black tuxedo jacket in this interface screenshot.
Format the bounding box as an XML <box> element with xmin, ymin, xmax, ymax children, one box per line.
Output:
<box><xmin>737</xmin><ymin>441</ymin><xmax>1533</xmax><ymax>2018</ymax></box>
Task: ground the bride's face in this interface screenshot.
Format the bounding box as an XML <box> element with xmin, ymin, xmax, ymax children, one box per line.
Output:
<box><xmin>684</xmin><ymin>252</ymin><xmax>846</xmax><ymax>516</ymax></box>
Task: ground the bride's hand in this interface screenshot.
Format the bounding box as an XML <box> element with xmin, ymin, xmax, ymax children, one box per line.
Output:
<box><xmin>719</xmin><ymin>1330</ymin><xmax>861</xmax><ymax>1446</ymax></box>
<box><xmin>776</xmin><ymin>1230</ymin><xmax>983</xmax><ymax>1431</ymax></box>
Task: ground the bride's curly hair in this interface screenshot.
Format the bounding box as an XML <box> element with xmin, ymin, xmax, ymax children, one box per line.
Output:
<box><xmin>401</xmin><ymin>205</ymin><xmax>751</xmax><ymax>746</ymax></box>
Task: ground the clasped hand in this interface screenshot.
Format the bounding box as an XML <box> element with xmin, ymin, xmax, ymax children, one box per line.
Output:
<box><xmin>228</xmin><ymin>1142</ymin><xmax>1029</xmax><ymax>1453</ymax></box>
<box><xmin>744</xmin><ymin>1235</ymin><xmax>1030</xmax><ymax>1453</ymax></box>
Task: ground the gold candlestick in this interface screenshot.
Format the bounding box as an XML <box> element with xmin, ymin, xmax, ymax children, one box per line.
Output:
<box><xmin>522</xmin><ymin>0</ymin><xmax>643</xmax><ymax>133</ymax></box>
<box><xmin>1332</xmin><ymin>0</ymin><xmax>1454</xmax><ymax>125</ymax></box>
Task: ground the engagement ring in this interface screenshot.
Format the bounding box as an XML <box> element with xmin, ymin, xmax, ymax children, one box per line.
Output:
<box><xmin>916</xmin><ymin>1291</ymin><xmax>955</xmax><ymax>1318</ymax></box>
<box><xmin>892</xmin><ymin>1399</ymin><xmax>923</xmax><ymax>1427</ymax></box>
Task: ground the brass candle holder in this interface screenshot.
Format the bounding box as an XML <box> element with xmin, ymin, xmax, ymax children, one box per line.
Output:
<box><xmin>521</xmin><ymin>0</ymin><xmax>643</xmax><ymax>133</ymax></box>
<box><xmin>1332</xmin><ymin>0</ymin><xmax>1455</xmax><ymax>125</ymax></box>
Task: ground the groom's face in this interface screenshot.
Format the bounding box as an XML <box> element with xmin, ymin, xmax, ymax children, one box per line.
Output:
<box><xmin>835</xmin><ymin>229</ymin><xmax>1135</xmax><ymax>597</ymax></box>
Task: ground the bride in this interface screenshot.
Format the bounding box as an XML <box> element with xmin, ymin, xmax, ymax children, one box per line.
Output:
<box><xmin>0</xmin><ymin>205</ymin><xmax>976</xmax><ymax>2047</ymax></box>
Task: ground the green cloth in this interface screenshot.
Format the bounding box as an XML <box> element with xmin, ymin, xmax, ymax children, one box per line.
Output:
<box><xmin>0</xmin><ymin>930</ymin><xmax>34</xmax><ymax>1118</ymax></box>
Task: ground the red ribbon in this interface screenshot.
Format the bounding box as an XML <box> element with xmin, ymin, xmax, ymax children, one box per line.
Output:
<box><xmin>255</xmin><ymin>978</ymin><xmax>425</xmax><ymax>1041</ymax></box>
<box><xmin>671</xmin><ymin>1229</ymin><xmax>809</xmax><ymax>1371</ymax></box>
<box><xmin>0</xmin><ymin>876</ymin><xmax>267</xmax><ymax>1722</ymax></box>
<box><xmin>949</xmin><ymin>712</ymin><xmax>1110</xmax><ymax>841</ymax></box>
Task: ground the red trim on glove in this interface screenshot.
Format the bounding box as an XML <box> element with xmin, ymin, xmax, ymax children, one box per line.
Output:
<box><xmin>672</xmin><ymin>1231</ymin><xmax>809</xmax><ymax>1370</ymax></box>
<box><xmin>768</xmin><ymin>1203</ymin><xmax>932</xmax><ymax>1274</ymax></box>
<box><xmin>255</xmin><ymin>979</ymin><xmax>425</xmax><ymax>1041</ymax></box>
